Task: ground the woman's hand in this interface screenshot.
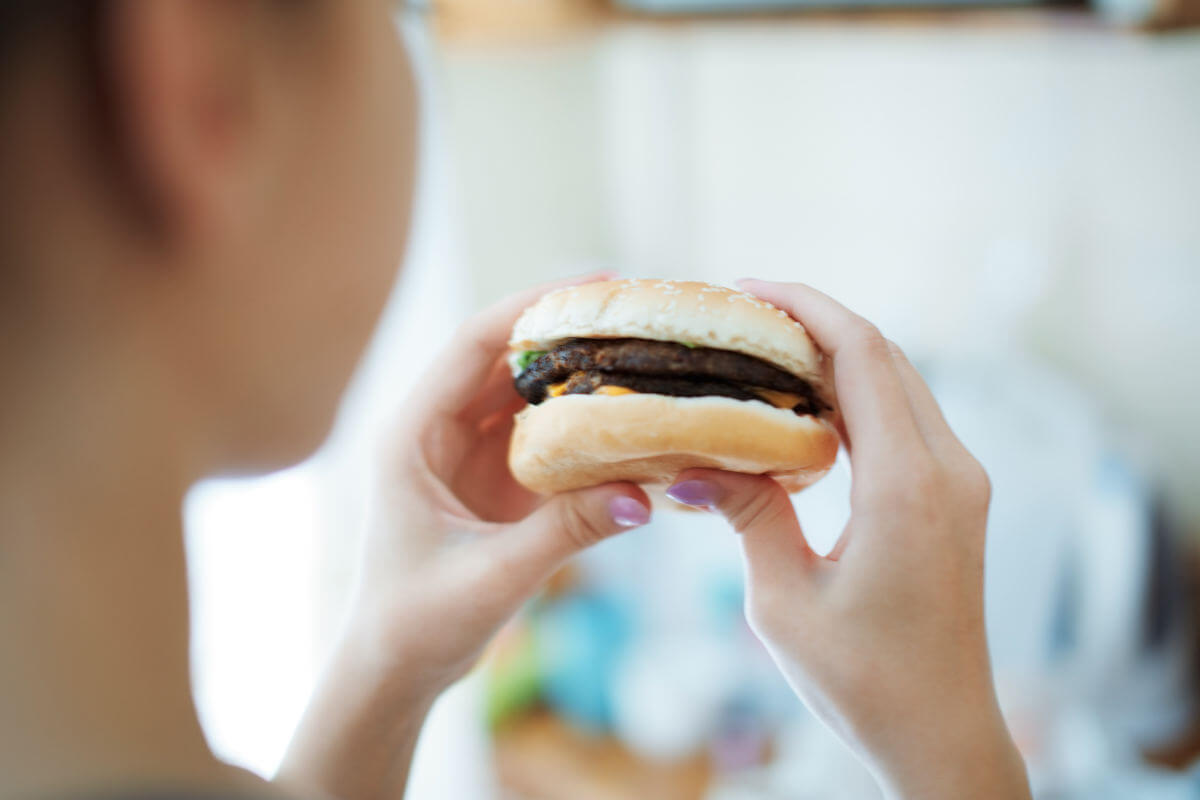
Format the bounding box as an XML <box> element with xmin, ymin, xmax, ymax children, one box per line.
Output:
<box><xmin>278</xmin><ymin>273</ymin><xmax>651</xmax><ymax>800</ymax></box>
<box><xmin>666</xmin><ymin>280</ymin><xmax>1030</xmax><ymax>800</ymax></box>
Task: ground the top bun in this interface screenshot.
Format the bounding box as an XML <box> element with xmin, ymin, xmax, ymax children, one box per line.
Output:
<box><xmin>509</xmin><ymin>279</ymin><xmax>825</xmax><ymax>385</ymax></box>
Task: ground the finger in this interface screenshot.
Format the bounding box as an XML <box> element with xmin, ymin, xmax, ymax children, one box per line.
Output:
<box><xmin>826</xmin><ymin>530</ymin><xmax>851</xmax><ymax>562</ymax></box>
<box><xmin>886</xmin><ymin>340</ymin><xmax>968</xmax><ymax>460</ymax></box>
<box><xmin>417</xmin><ymin>271</ymin><xmax>617</xmax><ymax>420</ymax></box>
<box><xmin>482</xmin><ymin>482</ymin><xmax>651</xmax><ymax>589</ymax></box>
<box><xmin>458</xmin><ymin>355</ymin><xmax>526</xmax><ymax>425</ymax></box>
<box><xmin>736</xmin><ymin>279</ymin><xmax>928</xmax><ymax>477</ymax></box>
<box><xmin>478</xmin><ymin>394</ymin><xmax>525</xmax><ymax>437</ymax></box>
<box><xmin>446</xmin><ymin>417</ymin><xmax>537</xmax><ymax>523</ymax></box>
<box><xmin>667</xmin><ymin>469</ymin><xmax>819</xmax><ymax>590</ymax></box>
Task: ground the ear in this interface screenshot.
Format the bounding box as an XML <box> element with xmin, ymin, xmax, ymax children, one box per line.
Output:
<box><xmin>106</xmin><ymin>0</ymin><xmax>259</xmax><ymax>245</ymax></box>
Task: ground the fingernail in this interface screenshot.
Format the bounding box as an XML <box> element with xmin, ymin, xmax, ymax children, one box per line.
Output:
<box><xmin>666</xmin><ymin>480</ymin><xmax>720</xmax><ymax>508</ymax></box>
<box><xmin>609</xmin><ymin>496</ymin><xmax>650</xmax><ymax>528</ymax></box>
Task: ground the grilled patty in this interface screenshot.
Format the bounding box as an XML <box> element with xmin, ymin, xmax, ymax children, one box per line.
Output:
<box><xmin>515</xmin><ymin>338</ymin><xmax>828</xmax><ymax>416</ymax></box>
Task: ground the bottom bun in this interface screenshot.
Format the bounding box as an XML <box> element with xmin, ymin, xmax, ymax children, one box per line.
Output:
<box><xmin>508</xmin><ymin>393</ymin><xmax>839</xmax><ymax>495</ymax></box>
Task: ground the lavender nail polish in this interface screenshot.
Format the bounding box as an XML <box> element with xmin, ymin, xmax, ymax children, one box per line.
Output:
<box><xmin>609</xmin><ymin>496</ymin><xmax>650</xmax><ymax>528</ymax></box>
<box><xmin>666</xmin><ymin>480</ymin><xmax>718</xmax><ymax>508</ymax></box>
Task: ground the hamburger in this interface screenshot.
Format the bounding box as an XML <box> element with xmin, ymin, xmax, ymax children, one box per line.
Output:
<box><xmin>507</xmin><ymin>279</ymin><xmax>840</xmax><ymax>497</ymax></box>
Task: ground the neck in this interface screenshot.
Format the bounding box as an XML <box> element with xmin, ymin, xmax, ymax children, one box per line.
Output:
<box><xmin>0</xmin><ymin>323</ymin><xmax>251</xmax><ymax>797</ymax></box>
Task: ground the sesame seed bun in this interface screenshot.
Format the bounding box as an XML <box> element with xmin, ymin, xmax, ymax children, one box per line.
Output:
<box><xmin>509</xmin><ymin>279</ymin><xmax>824</xmax><ymax>385</ymax></box>
<box><xmin>507</xmin><ymin>279</ymin><xmax>840</xmax><ymax>497</ymax></box>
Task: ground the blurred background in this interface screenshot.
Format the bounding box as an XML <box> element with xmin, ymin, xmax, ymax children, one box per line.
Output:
<box><xmin>187</xmin><ymin>1</ymin><xmax>1200</xmax><ymax>798</ymax></box>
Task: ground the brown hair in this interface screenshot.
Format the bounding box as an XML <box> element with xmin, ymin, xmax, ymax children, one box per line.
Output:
<box><xmin>0</xmin><ymin>2</ymin><xmax>153</xmax><ymax>230</ymax></box>
<box><xmin>0</xmin><ymin>2</ymin><xmax>101</xmax><ymax>71</ymax></box>
<box><xmin>0</xmin><ymin>2</ymin><xmax>107</xmax><ymax>130</ymax></box>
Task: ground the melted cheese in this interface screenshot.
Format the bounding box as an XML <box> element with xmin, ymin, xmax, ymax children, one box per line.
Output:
<box><xmin>547</xmin><ymin>382</ymin><xmax>636</xmax><ymax>398</ymax></box>
<box><xmin>754</xmin><ymin>389</ymin><xmax>804</xmax><ymax>409</ymax></box>
<box><xmin>594</xmin><ymin>385</ymin><xmax>637</xmax><ymax>396</ymax></box>
<box><xmin>545</xmin><ymin>381</ymin><xmax>798</xmax><ymax>407</ymax></box>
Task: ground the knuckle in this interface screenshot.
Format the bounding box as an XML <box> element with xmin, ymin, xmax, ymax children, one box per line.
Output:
<box><xmin>844</xmin><ymin>321</ymin><xmax>890</xmax><ymax>362</ymax></box>
<box><xmin>868</xmin><ymin>457</ymin><xmax>947</xmax><ymax>518</ymax></box>
<box><xmin>745</xmin><ymin>585</ymin><xmax>789</xmax><ymax>639</ymax></box>
<box><xmin>444</xmin><ymin>324</ymin><xmax>487</xmax><ymax>366</ymax></box>
<box><xmin>897</xmin><ymin>457</ymin><xmax>945</xmax><ymax>503</ymax></box>
<box><xmin>557</xmin><ymin>499</ymin><xmax>607</xmax><ymax>550</ymax></box>
<box><xmin>727</xmin><ymin>483</ymin><xmax>788</xmax><ymax>533</ymax></box>
<box><xmin>744</xmin><ymin>604</ymin><xmax>775</xmax><ymax>641</ymax></box>
<box><xmin>851</xmin><ymin>319</ymin><xmax>885</xmax><ymax>346</ymax></box>
<box><xmin>746</xmin><ymin>583</ymin><xmax>818</xmax><ymax>652</ymax></box>
<box><xmin>463</xmin><ymin>319</ymin><xmax>494</xmax><ymax>352</ymax></box>
<box><xmin>957</xmin><ymin>455</ymin><xmax>993</xmax><ymax>508</ymax></box>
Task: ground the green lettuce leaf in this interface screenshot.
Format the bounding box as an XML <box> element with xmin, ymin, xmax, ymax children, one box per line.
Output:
<box><xmin>517</xmin><ymin>350</ymin><xmax>547</xmax><ymax>371</ymax></box>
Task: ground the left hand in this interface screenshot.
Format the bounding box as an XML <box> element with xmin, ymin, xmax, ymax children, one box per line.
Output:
<box><xmin>666</xmin><ymin>279</ymin><xmax>1026</xmax><ymax>800</ymax></box>
<box><xmin>278</xmin><ymin>273</ymin><xmax>651</xmax><ymax>800</ymax></box>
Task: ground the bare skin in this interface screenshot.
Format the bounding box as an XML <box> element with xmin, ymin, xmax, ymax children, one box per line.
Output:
<box><xmin>277</xmin><ymin>276</ymin><xmax>652</xmax><ymax>800</ymax></box>
<box><xmin>0</xmin><ymin>5</ymin><xmax>649</xmax><ymax>797</ymax></box>
<box><xmin>667</xmin><ymin>280</ymin><xmax>1032</xmax><ymax>800</ymax></box>
<box><xmin>0</xmin><ymin>1</ymin><xmax>418</xmax><ymax>796</ymax></box>
<box><xmin>0</xmin><ymin>2</ymin><xmax>1026</xmax><ymax>799</ymax></box>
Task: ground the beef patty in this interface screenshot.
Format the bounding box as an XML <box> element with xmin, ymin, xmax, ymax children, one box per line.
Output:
<box><xmin>515</xmin><ymin>338</ymin><xmax>829</xmax><ymax>416</ymax></box>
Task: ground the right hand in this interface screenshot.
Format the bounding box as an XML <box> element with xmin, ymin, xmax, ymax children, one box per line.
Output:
<box><xmin>666</xmin><ymin>279</ymin><xmax>1030</xmax><ymax>800</ymax></box>
<box><xmin>279</xmin><ymin>273</ymin><xmax>652</xmax><ymax>800</ymax></box>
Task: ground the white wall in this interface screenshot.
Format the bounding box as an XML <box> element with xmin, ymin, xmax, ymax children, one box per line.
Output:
<box><xmin>437</xmin><ymin>21</ymin><xmax>1200</xmax><ymax>529</ymax></box>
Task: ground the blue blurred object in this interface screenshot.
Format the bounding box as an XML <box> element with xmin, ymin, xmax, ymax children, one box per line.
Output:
<box><xmin>706</xmin><ymin>573</ymin><xmax>746</xmax><ymax>636</ymax></box>
<box><xmin>534</xmin><ymin>592</ymin><xmax>632</xmax><ymax>732</ymax></box>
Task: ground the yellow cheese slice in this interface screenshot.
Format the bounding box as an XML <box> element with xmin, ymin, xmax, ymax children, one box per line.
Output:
<box><xmin>546</xmin><ymin>382</ymin><xmax>637</xmax><ymax>398</ymax></box>
<box><xmin>753</xmin><ymin>389</ymin><xmax>804</xmax><ymax>409</ymax></box>
<box><xmin>544</xmin><ymin>381</ymin><xmax>797</xmax><ymax>407</ymax></box>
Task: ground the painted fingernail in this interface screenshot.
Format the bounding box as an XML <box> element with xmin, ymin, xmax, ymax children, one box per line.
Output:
<box><xmin>609</xmin><ymin>496</ymin><xmax>650</xmax><ymax>528</ymax></box>
<box><xmin>666</xmin><ymin>480</ymin><xmax>720</xmax><ymax>508</ymax></box>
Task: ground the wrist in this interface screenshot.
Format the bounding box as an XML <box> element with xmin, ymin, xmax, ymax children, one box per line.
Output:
<box><xmin>870</xmin><ymin>703</ymin><xmax>1029</xmax><ymax>800</ymax></box>
<box><xmin>277</xmin><ymin>615</ymin><xmax>445</xmax><ymax>800</ymax></box>
<box><xmin>333</xmin><ymin>604</ymin><xmax>456</xmax><ymax>710</ymax></box>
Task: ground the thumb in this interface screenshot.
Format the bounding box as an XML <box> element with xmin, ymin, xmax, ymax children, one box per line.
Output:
<box><xmin>667</xmin><ymin>469</ymin><xmax>817</xmax><ymax>590</ymax></box>
<box><xmin>486</xmin><ymin>482</ymin><xmax>652</xmax><ymax>589</ymax></box>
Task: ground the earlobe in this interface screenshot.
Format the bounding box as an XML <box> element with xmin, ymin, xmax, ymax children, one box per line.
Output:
<box><xmin>104</xmin><ymin>0</ymin><xmax>255</xmax><ymax>246</ymax></box>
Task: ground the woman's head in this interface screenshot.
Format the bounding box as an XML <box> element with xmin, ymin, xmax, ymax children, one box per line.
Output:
<box><xmin>0</xmin><ymin>1</ymin><xmax>417</xmax><ymax>474</ymax></box>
